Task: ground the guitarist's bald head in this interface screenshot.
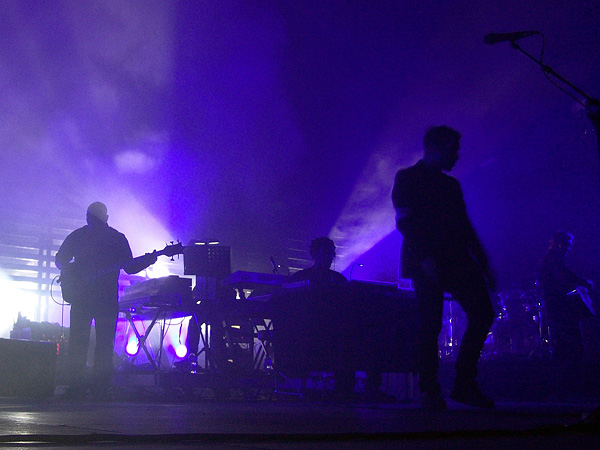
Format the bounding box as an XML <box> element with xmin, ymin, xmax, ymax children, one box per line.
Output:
<box><xmin>87</xmin><ymin>202</ymin><xmax>109</xmax><ymax>227</ymax></box>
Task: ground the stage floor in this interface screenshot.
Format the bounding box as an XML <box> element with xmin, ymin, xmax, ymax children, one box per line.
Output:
<box><xmin>0</xmin><ymin>393</ymin><xmax>599</xmax><ymax>450</ymax></box>
<box><xmin>1</xmin><ymin>356</ymin><xmax>600</xmax><ymax>449</ymax></box>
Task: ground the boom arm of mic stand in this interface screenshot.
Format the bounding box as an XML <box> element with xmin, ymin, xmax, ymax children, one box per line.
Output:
<box><xmin>509</xmin><ymin>41</ymin><xmax>600</xmax><ymax>190</ymax></box>
<box><xmin>588</xmin><ymin>103</ymin><xmax>600</xmax><ymax>186</ymax></box>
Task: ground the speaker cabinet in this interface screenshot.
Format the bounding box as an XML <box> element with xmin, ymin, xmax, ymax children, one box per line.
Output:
<box><xmin>0</xmin><ymin>338</ymin><xmax>57</xmax><ymax>398</ymax></box>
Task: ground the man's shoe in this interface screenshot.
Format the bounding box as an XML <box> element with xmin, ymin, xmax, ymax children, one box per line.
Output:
<box><xmin>450</xmin><ymin>383</ymin><xmax>494</xmax><ymax>409</ymax></box>
<box><xmin>420</xmin><ymin>391</ymin><xmax>447</xmax><ymax>411</ymax></box>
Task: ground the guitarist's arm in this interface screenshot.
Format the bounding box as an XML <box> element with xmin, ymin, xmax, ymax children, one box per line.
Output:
<box><xmin>124</xmin><ymin>251</ymin><xmax>158</xmax><ymax>275</ymax></box>
<box><xmin>124</xmin><ymin>242</ymin><xmax>183</xmax><ymax>274</ymax></box>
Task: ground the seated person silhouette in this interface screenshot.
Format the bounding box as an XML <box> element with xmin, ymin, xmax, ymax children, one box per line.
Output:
<box><xmin>290</xmin><ymin>237</ymin><xmax>347</xmax><ymax>286</ymax></box>
<box><xmin>288</xmin><ymin>237</ymin><xmax>392</xmax><ymax>403</ymax></box>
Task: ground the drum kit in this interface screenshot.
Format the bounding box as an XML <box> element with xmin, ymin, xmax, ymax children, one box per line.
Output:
<box><xmin>438</xmin><ymin>285</ymin><xmax>551</xmax><ymax>359</ymax></box>
<box><xmin>483</xmin><ymin>286</ymin><xmax>550</xmax><ymax>358</ymax></box>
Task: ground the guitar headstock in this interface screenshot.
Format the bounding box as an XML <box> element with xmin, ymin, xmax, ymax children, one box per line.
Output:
<box><xmin>157</xmin><ymin>242</ymin><xmax>184</xmax><ymax>258</ymax></box>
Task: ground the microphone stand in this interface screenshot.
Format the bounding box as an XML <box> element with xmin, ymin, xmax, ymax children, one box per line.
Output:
<box><xmin>508</xmin><ymin>41</ymin><xmax>600</xmax><ymax>188</ymax></box>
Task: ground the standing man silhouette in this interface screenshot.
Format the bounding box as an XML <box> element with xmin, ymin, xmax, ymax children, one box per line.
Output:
<box><xmin>392</xmin><ymin>126</ymin><xmax>496</xmax><ymax>410</ymax></box>
<box><xmin>56</xmin><ymin>202</ymin><xmax>156</xmax><ymax>400</ymax></box>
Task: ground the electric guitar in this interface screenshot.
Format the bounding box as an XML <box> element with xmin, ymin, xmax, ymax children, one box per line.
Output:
<box><xmin>58</xmin><ymin>242</ymin><xmax>184</xmax><ymax>304</ymax></box>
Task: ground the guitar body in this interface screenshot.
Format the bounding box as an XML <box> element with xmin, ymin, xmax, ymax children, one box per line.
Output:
<box><xmin>58</xmin><ymin>264</ymin><xmax>88</xmax><ymax>304</ymax></box>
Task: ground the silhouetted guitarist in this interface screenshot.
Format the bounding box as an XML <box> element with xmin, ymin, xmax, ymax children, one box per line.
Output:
<box><xmin>55</xmin><ymin>202</ymin><xmax>157</xmax><ymax>401</ymax></box>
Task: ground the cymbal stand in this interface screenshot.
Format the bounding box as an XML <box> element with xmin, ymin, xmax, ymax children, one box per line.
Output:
<box><xmin>528</xmin><ymin>291</ymin><xmax>552</xmax><ymax>359</ymax></box>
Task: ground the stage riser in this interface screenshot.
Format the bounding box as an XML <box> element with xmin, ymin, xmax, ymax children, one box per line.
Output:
<box><xmin>0</xmin><ymin>338</ymin><xmax>57</xmax><ymax>399</ymax></box>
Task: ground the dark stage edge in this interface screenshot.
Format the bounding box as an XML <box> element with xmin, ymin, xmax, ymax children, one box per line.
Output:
<box><xmin>0</xmin><ymin>396</ymin><xmax>599</xmax><ymax>450</ymax></box>
<box><xmin>1</xmin><ymin>358</ymin><xmax>600</xmax><ymax>449</ymax></box>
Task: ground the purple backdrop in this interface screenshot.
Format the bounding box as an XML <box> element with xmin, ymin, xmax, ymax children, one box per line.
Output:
<box><xmin>1</xmin><ymin>0</ymin><xmax>599</xmax><ymax>294</ymax></box>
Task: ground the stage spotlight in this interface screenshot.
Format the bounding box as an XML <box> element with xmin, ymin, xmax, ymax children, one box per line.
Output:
<box><xmin>189</xmin><ymin>239</ymin><xmax>220</xmax><ymax>246</ymax></box>
<box><xmin>126</xmin><ymin>337</ymin><xmax>140</xmax><ymax>356</ymax></box>
<box><xmin>175</xmin><ymin>344</ymin><xmax>188</xmax><ymax>359</ymax></box>
<box><xmin>349</xmin><ymin>263</ymin><xmax>364</xmax><ymax>281</ymax></box>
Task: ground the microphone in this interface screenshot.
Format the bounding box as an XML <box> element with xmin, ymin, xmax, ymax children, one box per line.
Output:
<box><xmin>484</xmin><ymin>31</ymin><xmax>540</xmax><ymax>45</ymax></box>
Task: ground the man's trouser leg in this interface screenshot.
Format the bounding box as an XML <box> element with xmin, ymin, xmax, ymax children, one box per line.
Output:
<box><xmin>412</xmin><ymin>278</ymin><xmax>445</xmax><ymax>394</ymax></box>
<box><xmin>69</xmin><ymin>306</ymin><xmax>92</xmax><ymax>396</ymax></box>
<box><xmin>450</xmin><ymin>271</ymin><xmax>495</xmax><ymax>385</ymax></box>
<box><xmin>93</xmin><ymin>308</ymin><xmax>118</xmax><ymax>395</ymax></box>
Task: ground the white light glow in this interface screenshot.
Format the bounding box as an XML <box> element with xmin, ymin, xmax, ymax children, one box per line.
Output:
<box><xmin>114</xmin><ymin>150</ymin><xmax>159</xmax><ymax>174</ymax></box>
<box><xmin>175</xmin><ymin>344</ymin><xmax>188</xmax><ymax>358</ymax></box>
<box><xmin>126</xmin><ymin>337</ymin><xmax>140</xmax><ymax>356</ymax></box>
<box><xmin>0</xmin><ymin>270</ymin><xmax>40</xmax><ymax>338</ymax></box>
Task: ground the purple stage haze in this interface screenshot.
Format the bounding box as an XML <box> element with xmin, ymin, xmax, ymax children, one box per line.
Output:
<box><xmin>1</xmin><ymin>1</ymin><xmax>600</xmax><ymax>334</ymax></box>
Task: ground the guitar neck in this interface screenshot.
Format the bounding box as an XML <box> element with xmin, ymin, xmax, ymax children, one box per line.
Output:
<box><xmin>95</xmin><ymin>243</ymin><xmax>183</xmax><ymax>279</ymax></box>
